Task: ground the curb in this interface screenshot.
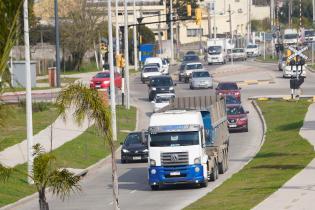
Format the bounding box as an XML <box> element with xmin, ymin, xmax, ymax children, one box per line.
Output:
<box><xmin>213</xmin><ymin>79</ymin><xmax>274</xmax><ymax>86</ymax></box>
<box><xmin>251</xmin><ymin>100</ymin><xmax>267</xmax><ymax>147</ymax></box>
<box><xmin>249</xmin><ymin>95</ymin><xmax>315</xmax><ymax>102</ymax></box>
<box><xmin>306</xmin><ymin>66</ymin><xmax>315</xmax><ymax>73</ymax></box>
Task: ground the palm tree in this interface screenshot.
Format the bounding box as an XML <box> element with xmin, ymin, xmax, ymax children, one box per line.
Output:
<box><xmin>56</xmin><ymin>83</ymin><xmax>120</xmax><ymax>210</ymax></box>
<box><xmin>0</xmin><ymin>144</ymin><xmax>81</xmax><ymax>210</ymax></box>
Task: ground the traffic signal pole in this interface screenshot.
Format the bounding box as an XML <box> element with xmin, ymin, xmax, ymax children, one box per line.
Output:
<box><xmin>170</xmin><ymin>0</ymin><xmax>175</xmax><ymax>63</ymax></box>
<box><xmin>124</xmin><ymin>0</ymin><xmax>130</xmax><ymax>109</ymax></box>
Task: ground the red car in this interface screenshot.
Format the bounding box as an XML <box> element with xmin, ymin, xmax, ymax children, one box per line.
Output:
<box><xmin>226</xmin><ymin>104</ymin><xmax>249</xmax><ymax>132</ymax></box>
<box><xmin>215</xmin><ymin>82</ymin><xmax>241</xmax><ymax>100</ymax></box>
<box><xmin>90</xmin><ymin>71</ymin><xmax>122</xmax><ymax>89</ymax></box>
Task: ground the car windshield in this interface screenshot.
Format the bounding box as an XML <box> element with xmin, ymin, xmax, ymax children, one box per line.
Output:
<box><xmin>192</xmin><ymin>71</ymin><xmax>210</xmax><ymax>78</ymax></box>
<box><xmin>95</xmin><ymin>72</ymin><xmax>110</xmax><ymax>78</ymax></box>
<box><xmin>247</xmin><ymin>45</ymin><xmax>257</xmax><ymax>49</ymax></box>
<box><xmin>186</xmin><ymin>51</ymin><xmax>196</xmax><ymax>55</ymax></box>
<box><xmin>284</xmin><ymin>34</ymin><xmax>298</xmax><ymax>39</ymax></box>
<box><xmin>208</xmin><ymin>46</ymin><xmax>222</xmax><ymax>55</ymax></box>
<box><xmin>225</xmin><ymin>95</ymin><xmax>241</xmax><ymax>104</ymax></box>
<box><xmin>227</xmin><ymin>106</ymin><xmax>245</xmax><ymax>115</ymax></box>
<box><xmin>183</xmin><ymin>55</ymin><xmax>199</xmax><ymax>62</ymax></box>
<box><xmin>143</xmin><ymin>67</ymin><xmax>159</xmax><ymax>73</ymax></box>
<box><xmin>186</xmin><ymin>64</ymin><xmax>203</xmax><ymax>70</ymax></box>
<box><xmin>218</xmin><ymin>83</ymin><xmax>238</xmax><ymax>90</ymax></box>
<box><xmin>125</xmin><ymin>133</ymin><xmax>144</xmax><ymax>145</ymax></box>
<box><xmin>150</xmin><ymin>77</ymin><xmax>173</xmax><ymax>86</ymax></box>
<box><xmin>150</xmin><ymin>131</ymin><xmax>199</xmax><ymax>147</ymax></box>
<box><xmin>232</xmin><ymin>49</ymin><xmax>244</xmax><ymax>53</ymax></box>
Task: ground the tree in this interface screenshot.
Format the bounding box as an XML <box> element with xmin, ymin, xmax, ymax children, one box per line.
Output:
<box><xmin>56</xmin><ymin>83</ymin><xmax>120</xmax><ymax>210</ymax></box>
<box><xmin>60</xmin><ymin>0</ymin><xmax>105</xmax><ymax>71</ymax></box>
<box><xmin>0</xmin><ymin>0</ymin><xmax>23</xmax><ymax>77</ymax></box>
<box><xmin>0</xmin><ymin>144</ymin><xmax>81</xmax><ymax>210</ymax></box>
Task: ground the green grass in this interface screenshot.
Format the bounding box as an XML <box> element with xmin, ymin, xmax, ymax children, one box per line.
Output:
<box><xmin>256</xmin><ymin>55</ymin><xmax>278</xmax><ymax>63</ymax></box>
<box><xmin>0</xmin><ymin>103</ymin><xmax>59</xmax><ymax>151</ymax></box>
<box><xmin>36</xmin><ymin>77</ymin><xmax>79</xmax><ymax>84</ymax></box>
<box><xmin>0</xmin><ymin>106</ymin><xmax>136</xmax><ymax>207</ymax></box>
<box><xmin>186</xmin><ymin>100</ymin><xmax>315</xmax><ymax>210</ymax></box>
<box><xmin>62</xmin><ymin>62</ymin><xmax>99</xmax><ymax>75</ymax></box>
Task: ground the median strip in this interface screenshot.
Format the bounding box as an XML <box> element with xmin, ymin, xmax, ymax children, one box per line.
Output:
<box><xmin>185</xmin><ymin>99</ymin><xmax>314</xmax><ymax>210</ymax></box>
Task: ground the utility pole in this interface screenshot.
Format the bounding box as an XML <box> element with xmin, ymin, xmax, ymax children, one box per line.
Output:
<box><xmin>133</xmin><ymin>0</ymin><xmax>138</xmax><ymax>71</ymax></box>
<box><xmin>158</xmin><ymin>11</ymin><xmax>163</xmax><ymax>54</ymax></box>
<box><xmin>313</xmin><ymin>0</ymin><xmax>315</xmax><ymax>25</ymax></box>
<box><xmin>228</xmin><ymin>4</ymin><xmax>233</xmax><ymax>64</ymax></box>
<box><xmin>124</xmin><ymin>0</ymin><xmax>130</xmax><ymax>109</ymax></box>
<box><xmin>247</xmin><ymin>0</ymin><xmax>251</xmax><ymax>44</ymax></box>
<box><xmin>198</xmin><ymin>0</ymin><xmax>202</xmax><ymax>54</ymax></box>
<box><xmin>289</xmin><ymin>0</ymin><xmax>292</xmax><ymax>28</ymax></box>
<box><xmin>207</xmin><ymin>2</ymin><xmax>212</xmax><ymax>39</ymax></box>
<box><xmin>115</xmin><ymin>0</ymin><xmax>120</xmax><ymax>72</ymax></box>
<box><xmin>214</xmin><ymin>0</ymin><xmax>217</xmax><ymax>39</ymax></box>
<box><xmin>170</xmin><ymin>0</ymin><xmax>174</xmax><ymax>63</ymax></box>
<box><xmin>108</xmin><ymin>0</ymin><xmax>117</xmax><ymax>142</ymax></box>
<box><xmin>23</xmin><ymin>0</ymin><xmax>34</xmax><ymax>184</ymax></box>
<box><xmin>54</xmin><ymin>0</ymin><xmax>61</xmax><ymax>87</ymax></box>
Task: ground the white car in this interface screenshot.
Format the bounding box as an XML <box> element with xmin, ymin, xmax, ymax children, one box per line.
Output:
<box><xmin>183</xmin><ymin>62</ymin><xmax>204</xmax><ymax>83</ymax></box>
<box><xmin>141</xmin><ymin>66</ymin><xmax>161</xmax><ymax>83</ymax></box>
<box><xmin>145</xmin><ymin>57</ymin><xmax>168</xmax><ymax>75</ymax></box>
<box><xmin>152</xmin><ymin>94</ymin><xmax>175</xmax><ymax>112</ymax></box>
<box><xmin>245</xmin><ymin>44</ymin><xmax>260</xmax><ymax>57</ymax></box>
<box><xmin>229</xmin><ymin>48</ymin><xmax>247</xmax><ymax>61</ymax></box>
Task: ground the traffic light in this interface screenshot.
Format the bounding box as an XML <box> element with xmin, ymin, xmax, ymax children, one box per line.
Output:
<box><xmin>115</xmin><ymin>54</ymin><xmax>122</xmax><ymax>67</ymax></box>
<box><xmin>187</xmin><ymin>4</ymin><xmax>192</xmax><ymax>16</ymax></box>
<box><xmin>195</xmin><ymin>8</ymin><xmax>202</xmax><ymax>26</ymax></box>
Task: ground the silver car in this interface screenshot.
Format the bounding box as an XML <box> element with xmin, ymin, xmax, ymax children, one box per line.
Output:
<box><xmin>190</xmin><ymin>70</ymin><xmax>213</xmax><ymax>89</ymax></box>
<box><xmin>278</xmin><ymin>56</ymin><xmax>287</xmax><ymax>71</ymax></box>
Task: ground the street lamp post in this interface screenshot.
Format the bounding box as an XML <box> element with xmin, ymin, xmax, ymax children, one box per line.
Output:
<box><xmin>170</xmin><ymin>0</ymin><xmax>174</xmax><ymax>63</ymax></box>
<box><xmin>124</xmin><ymin>0</ymin><xmax>130</xmax><ymax>109</ymax></box>
<box><xmin>23</xmin><ymin>0</ymin><xmax>34</xmax><ymax>184</ymax></box>
<box><xmin>115</xmin><ymin>0</ymin><xmax>120</xmax><ymax>72</ymax></box>
<box><xmin>133</xmin><ymin>0</ymin><xmax>138</xmax><ymax>71</ymax></box>
<box><xmin>54</xmin><ymin>0</ymin><xmax>61</xmax><ymax>87</ymax></box>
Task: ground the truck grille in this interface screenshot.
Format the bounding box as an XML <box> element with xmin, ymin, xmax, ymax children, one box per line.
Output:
<box><xmin>161</xmin><ymin>152</ymin><xmax>189</xmax><ymax>166</ymax></box>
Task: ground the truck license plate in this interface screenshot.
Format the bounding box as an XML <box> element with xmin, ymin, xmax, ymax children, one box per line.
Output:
<box><xmin>133</xmin><ymin>156</ymin><xmax>141</xmax><ymax>160</ymax></box>
<box><xmin>95</xmin><ymin>85</ymin><xmax>101</xmax><ymax>88</ymax></box>
<box><xmin>170</xmin><ymin>171</ymin><xmax>180</xmax><ymax>176</ymax></box>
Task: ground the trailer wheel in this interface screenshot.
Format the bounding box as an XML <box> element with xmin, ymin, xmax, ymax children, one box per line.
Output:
<box><xmin>200</xmin><ymin>179</ymin><xmax>208</xmax><ymax>188</ymax></box>
<box><xmin>224</xmin><ymin>149</ymin><xmax>229</xmax><ymax>172</ymax></box>
<box><xmin>218</xmin><ymin>159</ymin><xmax>224</xmax><ymax>174</ymax></box>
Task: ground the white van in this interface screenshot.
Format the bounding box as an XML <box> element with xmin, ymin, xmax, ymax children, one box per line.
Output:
<box><xmin>144</xmin><ymin>57</ymin><xmax>168</xmax><ymax>75</ymax></box>
<box><xmin>283</xmin><ymin>29</ymin><xmax>298</xmax><ymax>46</ymax></box>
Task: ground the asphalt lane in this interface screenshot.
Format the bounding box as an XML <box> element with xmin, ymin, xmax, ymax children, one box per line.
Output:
<box><xmin>11</xmin><ymin>60</ymin><xmax>295</xmax><ymax>210</ymax></box>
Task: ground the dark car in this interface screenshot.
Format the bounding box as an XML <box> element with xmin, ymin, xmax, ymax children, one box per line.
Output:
<box><xmin>225</xmin><ymin>95</ymin><xmax>241</xmax><ymax>105</ymax></box>
<box><xmin>226</xmin><ymin>105</ymin><xmax>249</xmax><ymax>132</ymax></box>
<box><xmin>148</xmin><ymin>75</ymin><xmax>175</xmax><ymax>101</ymax></box>
<box><xmin>185</xmin><ymin>51</ymin><xmax>196</xmax><ymax>55</ymax></box>
<box><xmin>216</xmin><ymin>82</ymin><xmax>241</xmax><ymax>100</ymax></box>
<box><xmin>182</xmin><ymin>54</ymin><xmax>200</xmax><ymax>63</ymax></box>
<box><xmin>121</xmin><ymin>131</ymin><xmax>149</xmax><ymax>163</ymax></box>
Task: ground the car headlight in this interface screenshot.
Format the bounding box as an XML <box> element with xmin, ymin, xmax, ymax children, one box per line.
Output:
<box><xmin>103</xmin><ymin>81</ymin><xmax>110</xmax><ymax>85</ymax></box>
<box><xmin>152</xmin><ymin>87</ymin><xmax>156</xmax><ymax>91</ymax></box>
<box><xmin>194</xmin><ymin>157</ymin><xmax>201</xmax><ymax>164</ymax></box>
<box><xmin>150</xmin><ymin>159</ymin><xmax>156</xmax><ymax>166</ymax></box>
<box><xmin>122</xmin><ymin>149</ymin><xmax>129</xmax><ymax>153</ymax></box>
<box><xmin>169</xmin><ymin>87</ymin><xmax>174</xmax><ymax>90</ymax></box>
<box><xmin>143</xmin><ymin>149</ymin><xmax>149</xmax><ymax>153</ymax></box>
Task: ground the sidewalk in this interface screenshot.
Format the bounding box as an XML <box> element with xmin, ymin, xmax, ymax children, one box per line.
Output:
<box><xmin>0</xmin><ymin>106</ymin><xmax>90</xmax><ymax>167</ymax></box>
<box><xmin>253</xmin><ymin>103</ymin><xmax>315</xmax><ymax>210</ymax></box>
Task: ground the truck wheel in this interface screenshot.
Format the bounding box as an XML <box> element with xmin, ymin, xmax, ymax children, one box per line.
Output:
<box><xmin>210</xmin><ymin>162</ymin><xmax>218</xmax><ymax>181</ymax></box>
<box><xmin>179</xmin><ymin>76</ymin><xmax>182</xmax><ymax>82</ymax></box>
<box><xmin>151</xmin><ymin>185</ymin><xmax>159</xmax><ymax>191</ymax></box>
<box><xmin>224</xmin><ymin>149</ymin><xmax>229</xmax><ymax>172</ymax></box>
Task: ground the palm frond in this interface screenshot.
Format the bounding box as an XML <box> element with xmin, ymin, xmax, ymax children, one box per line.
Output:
<box><xmin>49</xmin><ymin>169</ymin><xmax>81</xmax><ymax>201</ymax></box>
<box><xmin>0</xmin><ymin>164</ymin><xmax>13</xmax><ymax>183</ymax></box>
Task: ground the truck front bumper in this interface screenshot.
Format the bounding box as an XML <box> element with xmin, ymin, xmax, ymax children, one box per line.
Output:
<box><xmin>148</xmin><ymin>164</ymin><xmax>205</xmax><ymax>186</ymax></box>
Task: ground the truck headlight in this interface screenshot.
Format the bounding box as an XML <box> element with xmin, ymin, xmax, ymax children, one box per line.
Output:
<box><xmin>194</xmin><ymin>157</ymin><xmax>201</xmax><ymax>164</ymax></box>
<box><xmin>152</xmin><ymin>87</ymin><xmax>156</xmax><ymax>91</ymax></box>
<box><xmin>150</xmin><ymin>159</ymin><xmax>156</xmax><ymax>166</ymax></box>
<box><xmin>143</xmin><ymin>149</ymin><xmax>149</xmax><ymax>153</ymax></box>
<box><xmin>122</xmin><ymin>149</ymin><xmax>129</xmax><ymax>153</ymax></box>
<box><xmin>195</xmin><ymin>166</ymin><xmax>200</xmax><ymax>173</ymax></box>
<box><xmin>169</xmin><ymin>87</ymin><xmax>174</xmax><ymax>90</ymax></box>
<box><xmin>151</xmin><ymin>169</ymin><xmax>157</xmax><ymax>174</ymax></box>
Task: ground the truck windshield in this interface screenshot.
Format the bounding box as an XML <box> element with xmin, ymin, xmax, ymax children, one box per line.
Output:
<box><xmin>150</xmin><ymin>131</ymin><xmax>199</xmax><ymax>147</ymax></box>
<box><xmin>208</xmin><ymin>46</ymin><xmax>222</xmax><ymax>55</ymax></box>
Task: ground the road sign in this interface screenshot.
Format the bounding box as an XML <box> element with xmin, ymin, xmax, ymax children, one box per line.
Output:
<box><xmin>287</xmin><ymin>46</ymin><xmax>308</xmax><ymax>60</ymax></box>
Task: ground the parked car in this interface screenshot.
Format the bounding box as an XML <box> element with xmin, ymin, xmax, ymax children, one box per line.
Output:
<box><xmin>225</xmin><ymin>95</ymin><xmax>241</xmax><ymax>105</ymax></box>
<box><xmin>121</xmin><ymin>131</ymin><xmax>149</xmax><ymax>163</ymax></box>
<box><xmin>183</xmin><ymin>62</ymin><xmax>204</xmax><ymax>83</ymax></box>
<box><xmin>141</xmin><ymin>66</ymin><xmax>161</xmax><ymax>83</ymax></box>
<box><xmin>152</xmin><ymin>93</ymin><xmax>175</xmax><ymax>112</ymax></box>
<box><xmin>90</xmin><ymin>71</ymin><xmax>122</xmax><ymax>89</ymax></box>
<box><xmin>190</xmin><ymin>70</ymin><xmax>213</xmax><ymax>89</ymax></box>
<box><xmin>216</xmin><ymin>82</ymin><xmax>241</xmax><ymax>100</ymax></box>
<box><xmin>278</xmin><ymin>56</ymin><xmax>287</xmax><ymax>71</ymax></box>
<box><xmin>226</xmin><ymin>104</ymin><xmax>249</xmax><ymax>132</ymax></box>
<box><xmin>148</xmin><ymin>75</ymin><xmax>175</xmax><ymax>101</ymax></box>
<box><xmin>228</xmin><ymin>48</ymin><xmax>247</xmax><ymax>61</ymax></box>
<box><xmin>245</xmin><ymin>44</ymin><xmax>260</xmax><ymax>57</ymax></box>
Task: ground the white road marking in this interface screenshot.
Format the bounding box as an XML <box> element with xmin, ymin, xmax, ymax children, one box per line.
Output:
<box><xmin>130</xmin><ymin>190</ymin><xmax>137</xmax><ymax>194</ymax></box>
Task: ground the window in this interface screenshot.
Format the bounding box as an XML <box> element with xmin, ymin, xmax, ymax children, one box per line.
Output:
<box><xmin>187</xmin><ymin>29</ymin><xmax>203</xmax><ymax>37</ymax></box>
